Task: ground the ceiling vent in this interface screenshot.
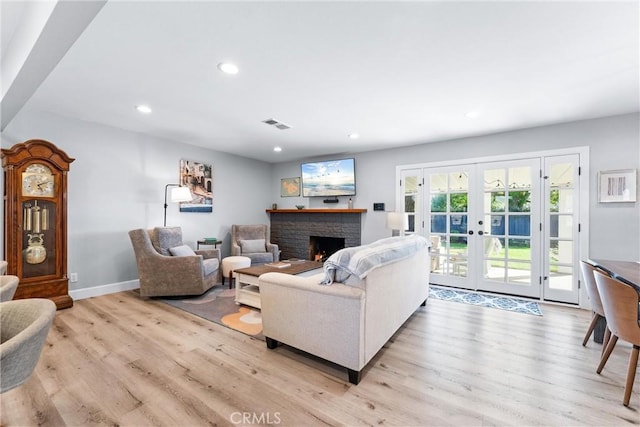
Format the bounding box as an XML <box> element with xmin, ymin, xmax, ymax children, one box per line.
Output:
<box><xmin>262</xmin><ymin>118</ymin><xmax>291</xmax><ymax>130</ymax></box>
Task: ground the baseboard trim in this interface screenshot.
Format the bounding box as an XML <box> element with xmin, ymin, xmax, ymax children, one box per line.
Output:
<box><xmin>70</xmin><ymin>280</ymin><xmax>139</xmax><ymax>300</ymax></box>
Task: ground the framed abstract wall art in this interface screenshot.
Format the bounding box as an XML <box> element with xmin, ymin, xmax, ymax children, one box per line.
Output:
<box><xmin>179</xmin><ymin>159</ymin><xmax>213</xmax><ymax>212</ymax></box>
<box><xmin>281</xmin><ymin>177</ymin><xmax>301</xmax><ymax>197</ymax></box>
<box><xmin>598</xmin><ymin>169</ymin><xmax>637</xmax><ymax>203</ymax></box>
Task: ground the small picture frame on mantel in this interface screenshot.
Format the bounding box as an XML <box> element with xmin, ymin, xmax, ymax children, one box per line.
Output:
<box><xmin>598</xmin><ymin>169</ymin><xmax>637</xmax><ymax>203</ymax></box>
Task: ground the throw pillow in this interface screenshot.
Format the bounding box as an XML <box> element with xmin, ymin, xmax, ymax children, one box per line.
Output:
<box><xmin>169</xmin><ymin>244</ymin><xmax>196</xmax><ymax>257</ymax></box>
<box><xmin>239</xmin><ymin>239</ymin><xmax>266</xmax><ymax>253</ymax></box>
<box><xmin>152</xmin><ymin>227</ymin><xmax>183</xmax><ymax>255</ymax></box>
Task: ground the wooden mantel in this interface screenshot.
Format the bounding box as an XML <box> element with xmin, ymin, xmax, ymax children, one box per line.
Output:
<box><xmin>266</xmin><ymin>208</ymin><xmax>367</xmax><ymax>213</ymax></box>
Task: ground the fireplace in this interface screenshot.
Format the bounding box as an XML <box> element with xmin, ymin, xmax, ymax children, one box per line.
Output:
<box><xmin>268</xmin><ymin>209</ymin><xmax>364</xmax><ymax>260</ymax></box>
<box><xmin>309</xmin><ymin>236</ymin><xmax>345</xmax><ymax>262</ymax></box>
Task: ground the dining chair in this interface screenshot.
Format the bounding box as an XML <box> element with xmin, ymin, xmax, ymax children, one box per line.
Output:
<box><xmin>593</xmin><ymin>270</ymin><xmax>640</xmax><ymax>407</ymax></box>
<box><xmin>580</xmin><ymin>260</ymin><xmax>611</xmax><ymax>351</ymax></box>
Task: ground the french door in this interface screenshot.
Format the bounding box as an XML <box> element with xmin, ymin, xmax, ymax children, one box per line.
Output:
<box><xmin>399</xmin><ymin>153</ymin><xmax>582</xmax><ymax>304</ymax></box>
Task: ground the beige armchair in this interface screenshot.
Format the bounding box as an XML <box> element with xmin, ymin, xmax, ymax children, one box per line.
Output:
<box><xmin>128</xmin><ymin>227</ymin><xmax>220</xmax><ymax>297</ymax></box>
<box><xmin>1</xmin><ymin>299</ymin><xmax>57</xmax><ymax>393</ymax></box>
<box><xmin>1</xmin><ymin>260</ymin><xmax>18</xmax><ymax>302</ymax></box>
<box><xmin>1</xmin><ymin>275</ymin><xmax>19</xmax><ymax>302</ymax></box>
<box><xmin>231</xmin><ymin>224</ymin><xmax>279</xmax><ymax>265</ymax></box>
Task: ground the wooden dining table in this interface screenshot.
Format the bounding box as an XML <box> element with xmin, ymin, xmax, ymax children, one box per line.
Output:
<box><xmin>588</xmin><ymin>259</ymin><xmax>640</xmax><ymax>343</ymax></box>
<box><xmin>589</xmin><ymin>259</ymin><xmax>640</xmax><ymax>288</ymax></box>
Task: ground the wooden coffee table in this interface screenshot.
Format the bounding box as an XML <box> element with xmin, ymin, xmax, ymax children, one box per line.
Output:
<box><xmin>234</xmin><ymin>260</ymin><xmax>323</xmax><ymax>309</ymax></box>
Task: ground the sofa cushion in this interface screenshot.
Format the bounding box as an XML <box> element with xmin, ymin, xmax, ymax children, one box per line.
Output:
<box><xmin>239</xmin><ymin>239</ymin><xmax>266</xmax><ymax>253</ymax></box>
<box><xmin>169</xmin><ymin>244</ymin><xmax>196</xmax><ymax>257</ymax></box>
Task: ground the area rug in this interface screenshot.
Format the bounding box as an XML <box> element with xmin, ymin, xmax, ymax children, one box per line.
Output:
<box><xmin>159</xmin><ymin>287</ymin><xmax>264</xmax><ymax>339</ymax></box>
<box><xmin>429</xmin><ymin>285</ymin><xmax>543</xmax><ymax>316</ymax></box>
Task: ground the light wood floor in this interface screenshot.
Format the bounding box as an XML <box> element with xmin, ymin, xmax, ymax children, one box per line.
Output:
<box><xmin>1</xmin><ymin>289</ymin><xmax>638</xmax><ymax>426</ymax></box>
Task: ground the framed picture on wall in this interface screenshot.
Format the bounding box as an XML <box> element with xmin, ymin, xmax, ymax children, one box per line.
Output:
<box><xmin>281</xmin><ymin>177</ymin><xmax>301</xmax><ymax>197</ymax></box>
<box><xmin>598</xmin><ymin>169</ymin><xmax>637</xmax><ymax>203</ymax></box>
<box><xmin>179</xmin><ymin>159</ymin><xmax>213</xmax><ymax>212</ymax></box>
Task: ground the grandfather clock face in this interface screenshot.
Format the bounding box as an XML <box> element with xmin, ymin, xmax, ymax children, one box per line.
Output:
<box><xmin>22</xmin><ymin>163</ymin><xmax>55</xmax><ymax>197</ymax></box>
<box><xmin>20</xmin><ymin>164</ymin><xmax>58</xmax><ymax>278</ymax></box>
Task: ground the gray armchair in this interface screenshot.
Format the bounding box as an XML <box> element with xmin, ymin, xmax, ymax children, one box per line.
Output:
<box><xmin>1</xmin><ymin>298</ymin><xmax>56</xmax><ymax>393</ymax></box>
<box><xmin>231</xmin><ymin>224</ymin><xmax>279</xmax><ymax>265</ymax></box>
<box><xmin>1</xmin><ymin>275</ymin><xmax>19</xmax><ymax>302</ymax></box>
<box><xmin>128</xmin><ymin>227</ymin><xmax>220</xmax><ymax>297</ymax></box>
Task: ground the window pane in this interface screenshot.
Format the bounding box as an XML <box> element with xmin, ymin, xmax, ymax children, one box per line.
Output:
<box><xmin>550</xmin><ymin>214</ymin><xmax>573</xmax><ymax>239</ymax></box>
<box><xmin>485</xmin><ymin>260</ymin><xmax>505</xmax><ymax>281</ymax></box>
<box><xmin>490</xmin><ymin>215</ymin><xmax>505</xmax><ymax>235</ymax></box>
<box><xmin>450</xmin><ymin>193</ymin><xmax>468</xmax><ymax>212</ymax></box>
<box><xmin>405</xmin><ymin>194</ymin><xmax>416</xmax><ymax>213</ymax></box>
<box><xmin>430</xmin><ymin>194</ymin><xmax>446</xmax><ymax>212</ymax></box>
<box><xmin>450</xmin><ymin>215</ymin><xmax>467</xmax><ymax>234</ymax></box>
<box><xmin>509</xmin><ymin>166</ymin><xmax>531</xmax><ymax>189</ymax></box>
<box><xmin>431</xmin><ymin>215</ymin><xmax>446</xmax><ymax>233</ymax></box>
<box><xmin>549</xmin><ymin>240</ymin><xmax>573</xmax><ymax>266</ymax></box>
<box><xmin>430</xmin><ymin>174</ymin><xmax>447</xmax><ymax>193</ymax></box>
<box><xmin>550</xmin><ymin>163</ymin><xmax>574</xmax><ymax>190</ymax></box>
<box><xmin>484</xmin><ymin>237</ymin><xmax>504</xmax><ymax>258</ymax></box>
<box><xmin>549</xmin><ymin>267</ymin><xmax>573</xmax><ymax>291</ymax></box>
<box><xmin>508</xmin><ymin>215</ymin><xmax>531</xmax><ymax>237</ymax></box>
<box><xmin>507</xmin><ymin>261</ymin><xmax>531</xmax><ymax>285</ymax></box>
<box><xmin>490</xmin><ymin>192</ymin><xmax>506</xmax><ymax>212</ymax></box>
<box><xmin>484</xmin><ymin>169</ymin><xmax>505</xmax><ymax>191</ymax></box>
<box><xmin>507</xmin><ymin>238</ymin><xmax>531</xmax><ymax>261</ymax></box>
<box><xmin>509</xmin><ymin>190</ymin><xmax>531</xmax><ymax>212</ymax></box>
<box><xmin>449</xmin><ymin>172</ymin><xmax>468</xmax><ymax>191</ymax></box>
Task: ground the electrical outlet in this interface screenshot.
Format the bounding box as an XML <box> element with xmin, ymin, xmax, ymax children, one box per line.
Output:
<box><xmin>70</xmin><ymin>273</ymin><xmax>78</xmax><ymax>283</ymax></box>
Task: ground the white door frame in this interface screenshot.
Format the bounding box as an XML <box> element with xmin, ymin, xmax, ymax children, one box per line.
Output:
<box><xmin>396</xmin><ymin>146</ymin><xmax>590</xmax><ymax>307</ymax></box>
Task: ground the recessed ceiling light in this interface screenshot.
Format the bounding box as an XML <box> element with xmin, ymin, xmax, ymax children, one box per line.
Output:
<box><xmin>217</xmin><ymin>62</ymin><xmax>239</xmax><ymax>75</ymax></box>
<box><xmin>348</xmin><ymin>133</ymin><xmax>360</xmax><ymax>139</ymax></box>
<box><xmin>135</xmin><ymin>105</ymin><xmax>152</xmax><ymax>114</ymax></box>
<box><xmin>273</xmin><ymin>146</ymin><xmax>282</xmax><ymax>152</ymax></box>
<box><xmin>465</xmin><ymin>111</ymin><xmax>480</xmax><ymax>119</ymax></box>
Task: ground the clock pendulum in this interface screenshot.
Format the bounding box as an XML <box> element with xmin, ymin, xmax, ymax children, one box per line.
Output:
<box><xmin>23</xmin><ymin>201</ymin><xmax>48</xmax><ymax>264</ymax></box>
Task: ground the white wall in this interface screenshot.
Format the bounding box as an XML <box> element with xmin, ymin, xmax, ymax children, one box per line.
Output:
<box><xmin>271</xmin><ymin>113</ymin><xmax>640</xmax><ymax>261</ymax></box>
<box><xmin>2</xmin><ymin>111</ymin><xmax>638</xmax><ymax>298</ymax></box>
<box><xmin>1</xmin><ymin>109</ymin><xmax>273</xmax><ymax>294</ymax></box>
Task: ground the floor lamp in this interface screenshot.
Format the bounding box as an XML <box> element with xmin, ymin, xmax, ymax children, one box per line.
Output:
<box><xmin>163</xmin><ymin>184</ymin><xmax>192</xmax><ymax>226</ymax></box>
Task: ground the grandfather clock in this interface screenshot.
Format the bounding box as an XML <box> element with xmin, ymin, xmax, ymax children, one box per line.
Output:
<box><xmin>2</xmin><ymin>139</ymin><xmax>74</xmax><ymax>309</ymax></box>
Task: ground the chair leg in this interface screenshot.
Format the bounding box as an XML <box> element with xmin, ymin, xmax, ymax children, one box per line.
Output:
<box><xmin>582</xmin><ymin>313</ymin><xmax>601</xmax><ymax>346</ymax></box>
<box><xmin>597</xmin><ymin>335</ymin><xmax>619</xmax><ymax>374</ymax></box>
<box><xmin>229</xmin><ymin>271</ymin><xmax>233</xmax><ymax>289</ymax></box>
<box><xmin>623</xmin><ymin>345</ymin><xmax>639</xmax><ymax>406</ymax></box>
<box><xmin>602</xmin><ymin>327</ymin><xmax>612</xmax><ymax>356</ymax></box>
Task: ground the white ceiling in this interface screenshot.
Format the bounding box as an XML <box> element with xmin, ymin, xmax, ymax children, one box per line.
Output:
<box><xmin>2</xmin><ymin>1</ymin><xmax>638</xmax><ymax>163</ymax></box>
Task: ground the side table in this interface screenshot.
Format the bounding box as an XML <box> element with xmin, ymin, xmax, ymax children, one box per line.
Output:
<box><xmin>197</xmin><ymin>239</ymin><xmax>222</xmax><ymax>249</ymax></box>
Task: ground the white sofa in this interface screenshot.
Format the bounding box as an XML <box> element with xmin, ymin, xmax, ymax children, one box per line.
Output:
<box><xmin>258</xmin><ymin>235</ymin><xmax>430</xmax><ymax>384</ymax></box>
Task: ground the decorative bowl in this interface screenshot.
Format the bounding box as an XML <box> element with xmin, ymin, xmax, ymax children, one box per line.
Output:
<box><xmin>295</xmin><ymin>205</ymin><xmax>305</xmax><ymax>210</ymax></box>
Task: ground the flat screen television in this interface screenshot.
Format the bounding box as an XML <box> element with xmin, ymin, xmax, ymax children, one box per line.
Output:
<box><xmin>301</xmin><ymin>158</ymin><xmax>356</xmax><ymax>197</ymax></box>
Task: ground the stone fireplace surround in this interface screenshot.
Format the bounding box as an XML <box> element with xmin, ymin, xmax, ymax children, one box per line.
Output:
<box><xmin>267</xmin><ymin>209</ymin><xmax>366</xmax><ymax>260</ymax></box>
